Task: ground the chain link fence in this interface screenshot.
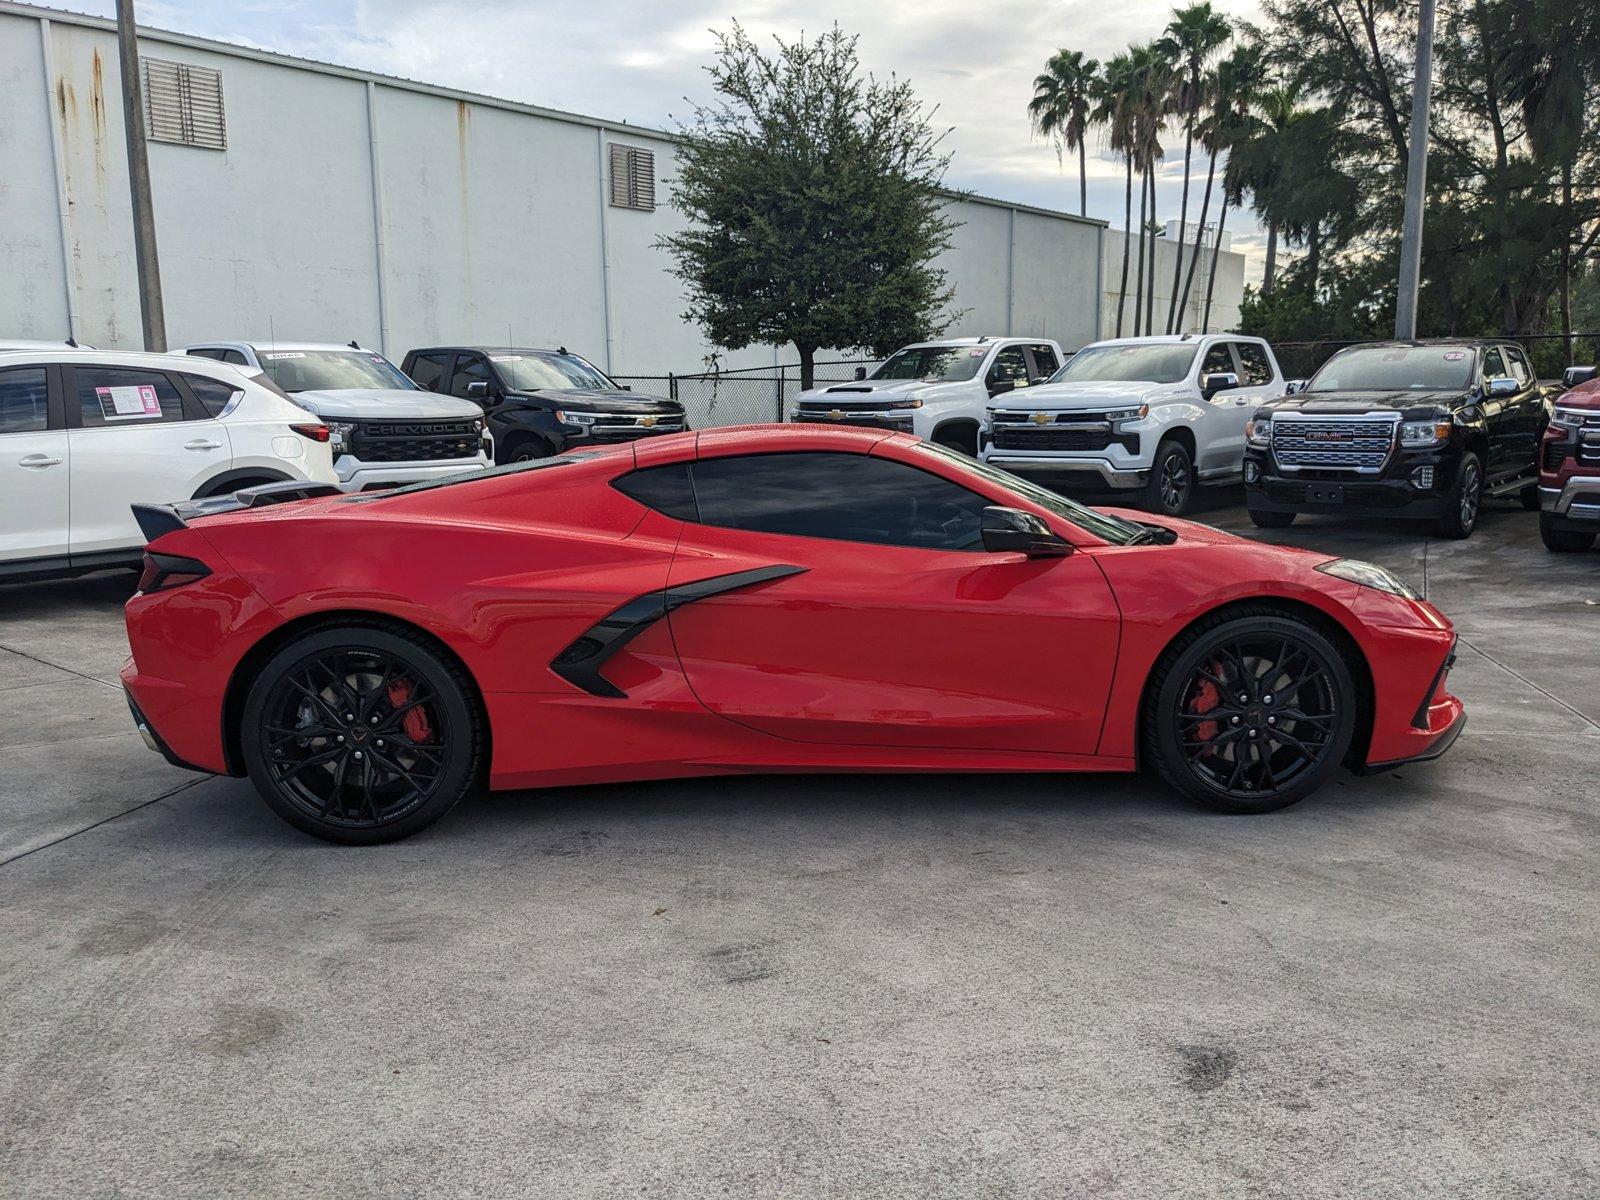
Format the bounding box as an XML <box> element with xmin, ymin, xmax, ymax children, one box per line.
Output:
<box><xmin>1272</xmin><ymin>333</ymin><xmax>1600</xmax><ymax>383</ymax></box>
<box><xmin>614</xmin><ymin>359</ymin><xmax>882</xmax><ymax>429</ymax></box>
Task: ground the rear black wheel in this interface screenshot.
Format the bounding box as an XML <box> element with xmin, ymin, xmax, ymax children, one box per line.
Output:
<box><xmin>1144</xmin><ymin>610</ymin><xmax>1357</xmax><ymax>814</ymax></box>
<box><xmin>1247</xmin><ymin>506</ymin><xmax>1296</xmax><ymax>529</ymax></box>
<box><xmin>933</xmin><ymin>425</ymin><xmax>978</xmax><ymax>456</ymax></box>
<box><xmin>1519</xmin><ymin>482</ymin><xmax>1541</xmax><ymax>511</ymax></box>
<box><xmin>241</xmin><ymin>625</ymin><xmax>483</xmax><ymax>844</ymax></box>
<box><xmin>1540</xmin><ymin>513</ymin><xmax>1596</xmax><ymax>553</ymax></box>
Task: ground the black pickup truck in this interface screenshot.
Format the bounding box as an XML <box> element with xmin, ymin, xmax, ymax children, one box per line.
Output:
<box><xmin>402</xmin><ymin>345</ymin><xmax>687</xmax><ymax>464</ymax></box>
<box><xmin>1242</xmin><ymin>340</ymin><xmax>1550</xmax><ymax>538</ymax></box>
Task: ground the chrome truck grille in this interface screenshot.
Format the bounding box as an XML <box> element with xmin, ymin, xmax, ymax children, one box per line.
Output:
<box><xmin>1271</xmin><ymin>415</ymin><xmax>1399</xmax><ymax>473</ymax></box>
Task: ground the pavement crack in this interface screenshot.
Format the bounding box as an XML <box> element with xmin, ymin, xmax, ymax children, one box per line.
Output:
<box><xmin>1456</xmin><ymin>637</ymin><xmax>1600</xmax><ymax>731</ymax></box>
<box><xmin>0</xmin><ymin>640</ymin><xmax>123</xmax><ymax>693</ymax></box>
<box><xmin>0</xmin><ymin>778</ymin><xmax>205</xmax><ymax>869</ymax></box>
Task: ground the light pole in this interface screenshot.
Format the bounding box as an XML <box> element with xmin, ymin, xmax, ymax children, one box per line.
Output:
<box><xmin>116</xmin><ymin>0</ymin><xmax>167</xmax><ymax>351</ymax></box>
<box><xmin>1393</xmin><ymin>0</ymin><xmax>1435</xmax><ymax>340</ymax></box>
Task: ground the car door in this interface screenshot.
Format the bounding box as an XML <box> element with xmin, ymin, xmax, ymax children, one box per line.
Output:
<box><xmin>1195</xmin><ymin>340</ymin><xmax>1248</xmax><ymax>471</ymax></box>
<box><xmin>661</xmin><ymin>447</ymin><xmax>1122</xmax><ymax>754</ymax></box>
<box><xmin>985</xmin><ymin>344</ymin><xmax>1034</xmax><ymax>399</ymax></box>
<box><xmin>1478</xmin><ymin>346</ymin><xmax>1520</xmax><ymax>477</ymax></box>
<box><xmin>65</xmin><ymin>364</ymin><xmax>231</xmax><ymax>556</ymax></box>
<box><xmin>1025</xmin><ymin>344</ymin><xmax>1061</xmax><ymax>383</ymax></box>
<box><xmin>1501</xmin><ymin>345</ymin><xmax>1543</xmax><ymax>474</ymax></box>
<box><xmin>0</xmin><ymin>364</ymin><xmax>69</xmax><ymax>566</ymax></box>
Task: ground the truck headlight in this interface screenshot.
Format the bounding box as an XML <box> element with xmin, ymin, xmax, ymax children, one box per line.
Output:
<box><xmin>1400</xmin><ymin>419</ymin><xmax>1452</xmax><ymax>447</ymax></box>
<box><xmin>1107</xmin><ymin>404</ymin><xmax>1148</xmax><ymax>429</ymax></box>
<box><xmin>888</xmin><ymin>397</ymin><xmax>923</xmax><ymax>410</ymax></box>
<box><xmin>1246</xmin><ymin>417</ymin><xmax>1271</xmax><ymax>447</ymax></box>
<box><xmin>1551</xmin><ymin>406</ymin><xmax>1586</xmax><ymax>430</ymax></box>
<box><xmin>325</xmin><ymin>421</ymin><xmax>355</xmax><ymax>451</ymax></box>
<box><xmin>555</xmin><ymin>410</ymin><xmax>598</xmax><ymax>427</ymax></box>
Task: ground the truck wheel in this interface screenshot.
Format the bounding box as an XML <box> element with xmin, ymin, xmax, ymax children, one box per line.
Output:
<box><xmin>1519</xmin><ymin>482</ymin><xmax>1541</xmax><ymax>511</ymax></box>
<box><xmin>1540</xmin><ymin>514</ymin><xmax>1596</xmax><ymax>553</ymax></box>
<box><xmin>1434</xmin><ymin>452</ymin><xmax>1482</xmax><ymax>539</ymax></box>
<box><xmin>933</xmin><ymin>426</ymin><xmax>978</xmax><ymax>456</ymax></box>
<box><xmin>1144</xmin><ymin>439</ymin><xmax>1194</xmax><ymax>516</ymax></box>
<box><xmin>502</xmin><ymin>437</ymin><xmax>549</xmax><ymax>465</ymax></box>
<box><xmin>1248</xmin><ymin>507</ymin><xmax>1296</xmax><ymax>529</ymax></box>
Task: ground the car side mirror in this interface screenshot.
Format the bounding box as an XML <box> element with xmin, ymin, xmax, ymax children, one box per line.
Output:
<box><xmin>1563</xmin><ymin>365</ymin><xmax>1597</xmax><ymax>388</ymax></box>
<box><xmin>988</xmin><ymin>378</ymin><xmax>1016</xmax><ymax>397</ymax></box>
<box><xmin>854</xmin><ymin>366</ymin><xmax>868</xmax><ymax>381</ymax></box>
<box><xmin>981</xmin><ymin>506</ymin><xmax>1072</xmax><ymax>557</ymax></box>
<box><xmin>1284</xmin><ymin>378</ymin><xmax>1308</xmax><ymax>395</ymax></box>
<box><xmin>1485</xmin><ymin>375</ymin><xmax>1519</xmax><ymax>398</ymax></box>
<box><xmin>619</xmin><ymin>384</ymin><xmax>632</xmax><ymax>391</ymax></box>
<box><xmin>466</xmin><ymin>380</ymin><xmax>490</xmax><ymax>399</ymax></box>
<box><xmin>1201</xmin><ymin>371</ymin><xmax>1240</xmax><ymax>398</ymax></box>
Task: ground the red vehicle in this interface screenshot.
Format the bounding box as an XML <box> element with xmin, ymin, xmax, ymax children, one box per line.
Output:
<box><xmin>1539</xmin><ymin>371</ymin><xmax>1600</xmax><ymax>552</ymax></box>
<box><xmin>122</xmin><ymin>425</ymin><xmax>1464</xmax><ymax>844</ymax></box>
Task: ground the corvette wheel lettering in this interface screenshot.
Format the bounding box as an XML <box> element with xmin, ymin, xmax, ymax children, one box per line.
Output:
<box><xmin>551</xmin><ymin>565</ymin><xmax>807</xmax><ymax>698</ymax></box>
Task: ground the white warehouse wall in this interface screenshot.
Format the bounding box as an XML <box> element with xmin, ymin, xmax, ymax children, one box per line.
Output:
<box><xmin>0</xmin><ymin>3</ymin><xmax>1243</xmax><ymax>372</ymax></box>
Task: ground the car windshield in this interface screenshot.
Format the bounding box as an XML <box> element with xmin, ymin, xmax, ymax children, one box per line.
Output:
<box><xmin>1048</xmin><ymin>344</ymin><xmax>1198</xmax><ymax>385</ymax></box>
<box><xmin>871</xmin><ymin>347</ymin><xmax>985</xmax><ymax>383</ymax></box>
<box><xmin>1309</xmin><ymin>346</ymin><xmax>1476</xmax><ymax>392</ymax></box>
<box><xmin>913</xmin><ymin>441</ymin><xmax>1151</xmax><ymax>547</ymax></box>
<box><xmin>257</xmin><ymin>350</ymin><xmax>417</xmax><ymax>393</ymax></box>
<box><xmin>489</xmin><ymin>352</ymin><xmax>615</xmax><ymax>391</ymax></box>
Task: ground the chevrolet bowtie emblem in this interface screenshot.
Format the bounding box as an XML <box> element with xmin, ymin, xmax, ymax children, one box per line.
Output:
<box><xmin>639</xmin><ymin>415</ymin><xmax>656</xmax><ymax>428</ymax></box>
<box><xmin>1031</xmin><ymin>411</ymin><xmax>1051</xmax><ymax>425</ymax></box>
<box><xmin>829</xmin><ymin>409</ymin><xmax>845</xmax><ymax>420</ymax></box>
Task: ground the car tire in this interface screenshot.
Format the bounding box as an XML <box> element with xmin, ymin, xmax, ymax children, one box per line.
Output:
<box><xmin>933</xmin><ymin>426</ymin><xmax>978</xmax><ymax>456</ymax></box>
<box><xmin>1143</xmin><ymin>607</ymin><xmax>1358</xmax><ymax>815</ymax></box>
<box><xmin>1519</xmin><ymin>482</ymin><xmax>1541</xmax><ymax>511</ymax></box>
<box><xmin>240</xmin><ymin>623</ymin><xmax>485</xmax><ymax>845</ymax></box>
<box><xmin>1434</xmin><ymin>452</ymin><xmax>1483</xmax><ymax>539</ymax></box>
<box><xmin>1540</xmin><ymin>513</ymin><xmax>1596</xmax><ymax>553</ymax></box>
<box><xmin>1144</xmin><ymin>439</ymin><xmax>1194</xmax><ymax>516</ymax></box>
<box><xmin>1247</xmin><ymin>506</ymin><xmax>1296</xmax><ymax>529</ymax></box>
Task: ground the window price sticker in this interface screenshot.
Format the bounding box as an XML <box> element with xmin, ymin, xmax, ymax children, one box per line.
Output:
<box><xmin>96</xmin><ymin>384</ymin><xmax>162</xmax><ymax>421</ymax></box>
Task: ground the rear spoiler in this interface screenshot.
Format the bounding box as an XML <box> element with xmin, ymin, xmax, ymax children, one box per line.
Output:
<box><xmin>132</xmin><ymin>480</ymin><xmax>344</xmax><ymax>542</ymax></box>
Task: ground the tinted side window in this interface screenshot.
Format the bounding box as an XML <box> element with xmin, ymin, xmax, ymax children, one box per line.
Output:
<box><xmin>1504</xmin><ymin>347</ymin><xmax>1533</xmax><ymax>387</ymax></box>
<box><xmin>1482</xmin><ymin>347</ymin><xmax>1507</xmax><ymax>381</ymax></box>
<box><xmin>74</xmin><ymin>367</ymin><xmax>186</xmax><ymax>427</ymax></box>
<box><xmin>410</xmin><ymin>353</ymin><xmax>451</xmax><ymax>393</ymax></box>
<box><xmin>186</xmin><ymin>348</ymin><xmax>226</xmax><ymax>361</ymax></box>
<box><xmin>691</xmin><ymin>452</ymin><xmax>990</xmax><ymax>551</ymax></box>
<box><xmin>988</xmin><ymin>346</ymin><xmax>1031</xmax><ymax>387</ymax></box>
<box><xmin>1201</xmin><ymin>343</ymin><xmax>1234</xmax><ymax>377</ymax></box>
<box><xmin>184</xmin><ymin>375</ymin><xmax>242</xmax><ymax>417</ymax></box>
<box><xmin>613</xmin><ymin>463</ymin><xmax>697</xmax><ymax>520</ymax></box>
<box><xmin>1234</xmin><ymin>342</ymin><xmax>1273</xmax><ymax>386</ymax></box>
<box><xmin>0</xmin><ymin>367</ymin><xmax>49</xmax><ymax>434</ymax></box>
<box><xmin>450</xmin><ymin>355</ymin><xmax>491</xmax><ymax>399</ymax></box>
<box><xmin>1028</xmin><ymin>345</ymin><xmax>1060</xmax><ymax>378</ymax></box>
<box><xmin>221</xmin><ymin>349</ymin><xmax>249</xmax><ymax>366</ymax></box>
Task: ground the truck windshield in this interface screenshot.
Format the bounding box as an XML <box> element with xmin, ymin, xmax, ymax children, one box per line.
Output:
<box><xmin>913</xmin><ymin>441</ymin><xmax>1151</xmax><ymax>547</ymax></box>
<box><xmin>258</xmin><ymin>350</ymin><xmax>417</xmax><ymax>393</ymax></box>
<box><xmin>871</xmin><ymin>347</ymin><xmax>985</xmax><ymax>383</ymax></box>
<box><xmin>490</xmin><ymin>353</ymin><xmax>615</xmax><ymax>391</ymax></box>
<box><xmin>1308</xmin><ymin>346</ymin><xmax>1476</xmax><ymax>392</ymax></box>
<box><xmin>1049</xmin><ymin>344</ymin><xmax>1198</xmax><ymax>385</ymax></box>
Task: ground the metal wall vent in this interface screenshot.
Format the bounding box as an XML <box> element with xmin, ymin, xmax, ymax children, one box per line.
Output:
<box><xmin>143</xmin><ymin>58</ymin><xmax>226</xmax><ymax>151</ymax></box>
<box><xmin>608</xmin><ymin>143</ymin><xmax>655</xmax><ymax>212</ymax></box>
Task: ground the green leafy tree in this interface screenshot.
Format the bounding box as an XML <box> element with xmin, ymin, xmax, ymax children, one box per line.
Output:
<box><xmin>1180</xmin><ymin>45</ymin><xmax>1264</xmax><ymax>325</ymax></box>
<box><xmin>1095</xmin><ymin>53</ymin><xmax>1141</xmax><ymax>335</ymax></box>
<box><xmin>659</xmin><ymin>24</ymin><xmax>958</xmax><ymax>389</ymax></box>
<box><xmin>1029</xmin><ymin>49</ymin><xmax>1100</xmax><ymax>217</ymax></box>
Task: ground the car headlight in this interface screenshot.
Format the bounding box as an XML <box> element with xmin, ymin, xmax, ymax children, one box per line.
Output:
<box><xmin>1551</xmin><ymin>406</ymin><xmax>1586</xmax><ymax>430</ymax></box>
<box><xmin>888</xmin><ymin>397</ymin><xmax>923</xmax><ymax>410</ymax></box>
<box><xmin>1400</xmin><ymin>418</ymin><xmax>1452</xmax><ymax>447</ymax></box>
<box><xmin>1246</xmin><ymin>417</ymin><xmax>1272</xmax><ymax>447</ymax></box>
<box><xmin>1315</xmin><ymin>558</ymin><xmax>1422</xmax><ymax>600</ymax></box>
<box><xmin>555</xmin><ymin>410</ymin><xmax>598</xmax><ymax>426</ymax></box>
<box><xmin>1107</xmin><ymin>404</ymin><xmax>1149</xmax><ymax>429</ymax></box>
<box><xmin>325</xmin><ymin>421</ymin><xmax>355</xmax><ymax>451</ymax></box>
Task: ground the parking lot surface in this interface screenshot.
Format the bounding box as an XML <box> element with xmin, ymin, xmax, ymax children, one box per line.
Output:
<box><xmin>1</xmin><ymin>492</ymin><xmax>1596</xmax><ymax>1198</ymax></box>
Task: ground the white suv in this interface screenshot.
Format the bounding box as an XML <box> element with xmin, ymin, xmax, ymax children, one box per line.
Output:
<box><xmin>980</xmin><ymin>334</ymin><xmax>1285</xmax><ymax>515</ymax></box>
<box><xmin>183</xmin><ymin>341</ymin><xmax>490</xmax><ymax>491</ymax></box>
<box><xmin>790</xmin><ymin>337</ymin><xmax>1065</xmax><ymax>454</ymax></box>
<box><xmin>0</xmin><ymin>349</ymin><xmax>337</xmax><ymax>580</ymax></box>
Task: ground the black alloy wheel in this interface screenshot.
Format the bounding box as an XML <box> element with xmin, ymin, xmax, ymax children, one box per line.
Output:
<box><xmin>241</xmin><ymin>626</ymin><xmax>483</xmax><ymax>844</ymax></box>
<box><xmin>1145</xmin><ymin>610</ymin><xmax>1357</xmax><ymax>814</ymax></box>
<box><xmin>1435</xmin><ymin>452</ymin><xmax>1482</xmax><ymax>539</ymax></box>
<box><xmin>1146</xmin><ymin>440</ymin><xmax>1194</xmax><ymax>516</ymax></box>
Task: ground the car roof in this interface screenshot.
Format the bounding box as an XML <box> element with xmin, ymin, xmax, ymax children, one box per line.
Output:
<box><xmin>189</xmin><ymin>340</ymin><xmax>378</xmax><ymax>353</ymax></box>
<box><xmin>1086</xmin><ymin>334</ymin><xmax>1246</xmax><ymax>347</ymax></box>
<box><xmin>1332</xmin><ymin>339</ymin><xmax>1501</xmax><ymax>351</ymax></box>
<box><xmin>0</xmin><ymin>339</ymin><xmax>95</xmax><ymax>351</ymax></box>
<box><xmin>409</xmin><ymin>346</ymin><xmax>583</xmax><ymax>357</ymax></box>
<box><xmin>901</xmin><ymin>336</ymin><xmax>1035</xmax><ymax>349</ymax></box>
<box><xmin>0</xmin><ymin>348</ymin><xmax>257</xmax><ymax>375</ymax></box>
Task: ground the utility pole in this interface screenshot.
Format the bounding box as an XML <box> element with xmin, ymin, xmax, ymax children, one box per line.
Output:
<box><xmin>116</xmin><ymin>0</ymin><xmax>166</xmax><ymax>350</ymax></box>
<box><xmin>1393</xmin><ymin>0</ymin><xmax>1435</xmax><ymax>340</ymax></box>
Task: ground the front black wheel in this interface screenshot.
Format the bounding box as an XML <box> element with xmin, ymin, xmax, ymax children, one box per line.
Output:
<box><xmin>241</xmin><ymin>625</ymin><xmax>484</xmax><ymax>844</ymax></box>
<box><xmin>1434</xmin><ymin>453</ymin><xmax>1482</xmax><ymax>539</ymax></box>
<box><xmin>1145</xmin><ymin>439</ymin><xmax>1194</xmax><ymax>516</ymax></box>
<box><xmin>1540</xmin><ymin>513</ymin><xmax>1596</xmax><ymax>553</ymax></box>
<box><xmin>1144</xmin><ymin>610</ymin><xmax>1357</xmax><ymax>814</ymax></box>
<box><xmin>1248</xmin><ymin>506</ymin><xmax>1296</xmax><ymax>529</ymax></box>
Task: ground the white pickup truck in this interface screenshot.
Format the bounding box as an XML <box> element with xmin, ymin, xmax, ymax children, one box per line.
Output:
<box><xmin>790</xmin><ymin>337</ymin><xmax>1065</xmax><ymax>455</ymax></box>
<box><xmin>979</xmin><ymin>334</ymin><xmax>1285</xmax><ymax>515</ymax></box>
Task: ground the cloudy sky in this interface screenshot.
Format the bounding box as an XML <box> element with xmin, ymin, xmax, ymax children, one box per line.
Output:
<box><xmin>90</xmin><ymin>0</ymin><xmax>1269</xmax><ymax>279</ymax></box>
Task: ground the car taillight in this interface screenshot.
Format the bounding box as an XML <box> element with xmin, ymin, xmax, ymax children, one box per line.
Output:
<box><xmin>291</xmin><ymin>423</ymin><xmax>331</xmax><ymax>442</ymax></box>
<box><xmin>138</xmin><ymin>552</ymin><xmax>212</xmax><ymax>594</ymax></box>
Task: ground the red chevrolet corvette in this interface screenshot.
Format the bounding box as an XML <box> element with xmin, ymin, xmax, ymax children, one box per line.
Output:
<box><xmin>122</xmin><ymin>425</ymin><xmax>1464</xmax><ymax>844</ymax></box>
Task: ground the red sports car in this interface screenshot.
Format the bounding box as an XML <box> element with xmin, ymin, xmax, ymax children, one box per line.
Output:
<box><xmin>122</xmin><ymin>425</ymin><xmax>1464</xmax><ymax>844</ymax></box>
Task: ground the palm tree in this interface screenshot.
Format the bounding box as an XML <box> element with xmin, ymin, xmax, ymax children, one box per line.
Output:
<box><xmin>1029</xmin><ymin>50</ymin><xmax>1100</xmax><ymax>217</ymax></box>
<box><xmin>1128</xmin><ymin>43</ymin><xmax>1172</xmax><ymax>336</ymax></box>
<box><xmin>1095</xmin><ymin>54</ymin><xmax>1139</xmax><ymax>336</ymax></box>
<box><xmin>1228</xmin><ymin>82</ymin><xmax>1304</xmax><ymax>296</ymax></box>
<box><xmin>1158</xmin><ymin>3</ymin><xmax>1233</xmax><ymax>333</ymax></box>
<box><xmin>1176</xmin><ymin>45</ymin><xmax>1263</xmax><ymax>327</ymax></box>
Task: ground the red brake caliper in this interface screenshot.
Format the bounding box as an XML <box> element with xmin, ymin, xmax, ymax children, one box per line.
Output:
<box><xmin>1190</xmin><ymin>661</ymin><xmax>1223</xmax><ymax>754</ymax></box>
<box><xmin>386</xmin><ymin>678</ymin><xmax>433</xmax><ymax>743</ymax></box>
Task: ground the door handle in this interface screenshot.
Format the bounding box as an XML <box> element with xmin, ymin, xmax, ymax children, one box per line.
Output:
<box><xmin>184</xmin><ymin>439</ymin><xmax>224</xmax><ymax>451</ymax></box>
<box><xmin>18</xmin><ymin>454</ymin><xmax>63</xmax><ymax>468</ymax></box>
